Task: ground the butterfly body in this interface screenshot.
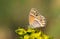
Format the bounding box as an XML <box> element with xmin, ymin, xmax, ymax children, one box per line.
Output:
<box><xmin>29</xmin><ymin>8</ymin><xmax>46</xmax><ymax>28</ymax></box>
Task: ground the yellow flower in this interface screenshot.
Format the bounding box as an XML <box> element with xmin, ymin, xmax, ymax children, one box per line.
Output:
<box><xmin>15</xmin><ymin>27</ymin><xmax>26</xmax><ymax>35</ymax></box>
<box><xmin>43</xmin><ymin>34</ymin><xmax>50</xmax><ymax>39</ymax></box>
<box><xmin>30</xmin><ymin>36</ymin><xmax>36</xmax><ymax>39</ymax></box>
<box><xmin>15</xmin><ymin>27</ymin><xmax>52</xmax><ymax>39</ymax></box>
<box><xmin>27</xmin><ymin>28</ymin><xmax>35</xmax><ymax>33</ymax></box>
<box><xmin>37</xmin><ymin>36</ymin><xmax>44</xmax><ymax>39</ymax></box>
<box><xmin>30</xmin><ymin>35</ymin><xmax>43</xmax><ymax>39</ymax></box>
<box><xmin>30</xmin><ymin>31</ymin><xmax>41</xmax><ymax>38</ymax></box>
<box><xmin>24</xmin><ymin>35</ymin><xmax>30</xmax><ymax>39</ymax></box>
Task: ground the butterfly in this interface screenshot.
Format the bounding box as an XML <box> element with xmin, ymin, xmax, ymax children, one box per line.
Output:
<box><xmin>29</xmin><ymin>8</ymin><xmax>46</xmax><ymax>28</ymax></box>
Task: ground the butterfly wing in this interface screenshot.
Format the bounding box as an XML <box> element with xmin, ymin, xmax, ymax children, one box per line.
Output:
<box><xmin>38</xmin><ymin>15</ymin><xmax>46</xmax><ymax>27</ymax></box>
<box><xmin>29</xmin><ymin>8</ymin><xmax>36</xmax><ymax>26</ymax></box>
<box><xmin>29</xmin><ymin>8</ymin><xmax>46</xmax><ymax>28</ymax></box>
<box><xmin>29</xmin><ymin>14</ymin><xmax>35</xmax><ymax>26</ymax></box>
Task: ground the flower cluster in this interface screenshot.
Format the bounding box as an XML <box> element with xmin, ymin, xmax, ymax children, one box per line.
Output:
<box><xmin>15</xmin><ymin>27</ymin><xmax>52</xmax><ymax>39</ymax></box>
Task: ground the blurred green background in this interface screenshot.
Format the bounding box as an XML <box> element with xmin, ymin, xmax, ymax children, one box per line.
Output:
<box><xmin>0</xmin><ymin>0</ymin><xmax>60</xmax><ymax>39</ymax></box>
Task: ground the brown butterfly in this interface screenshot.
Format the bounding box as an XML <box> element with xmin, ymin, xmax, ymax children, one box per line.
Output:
<box><xmin>29</xmin><ymin>8</ymin><xmax>46</xmax><ymax>28</ymax></box>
